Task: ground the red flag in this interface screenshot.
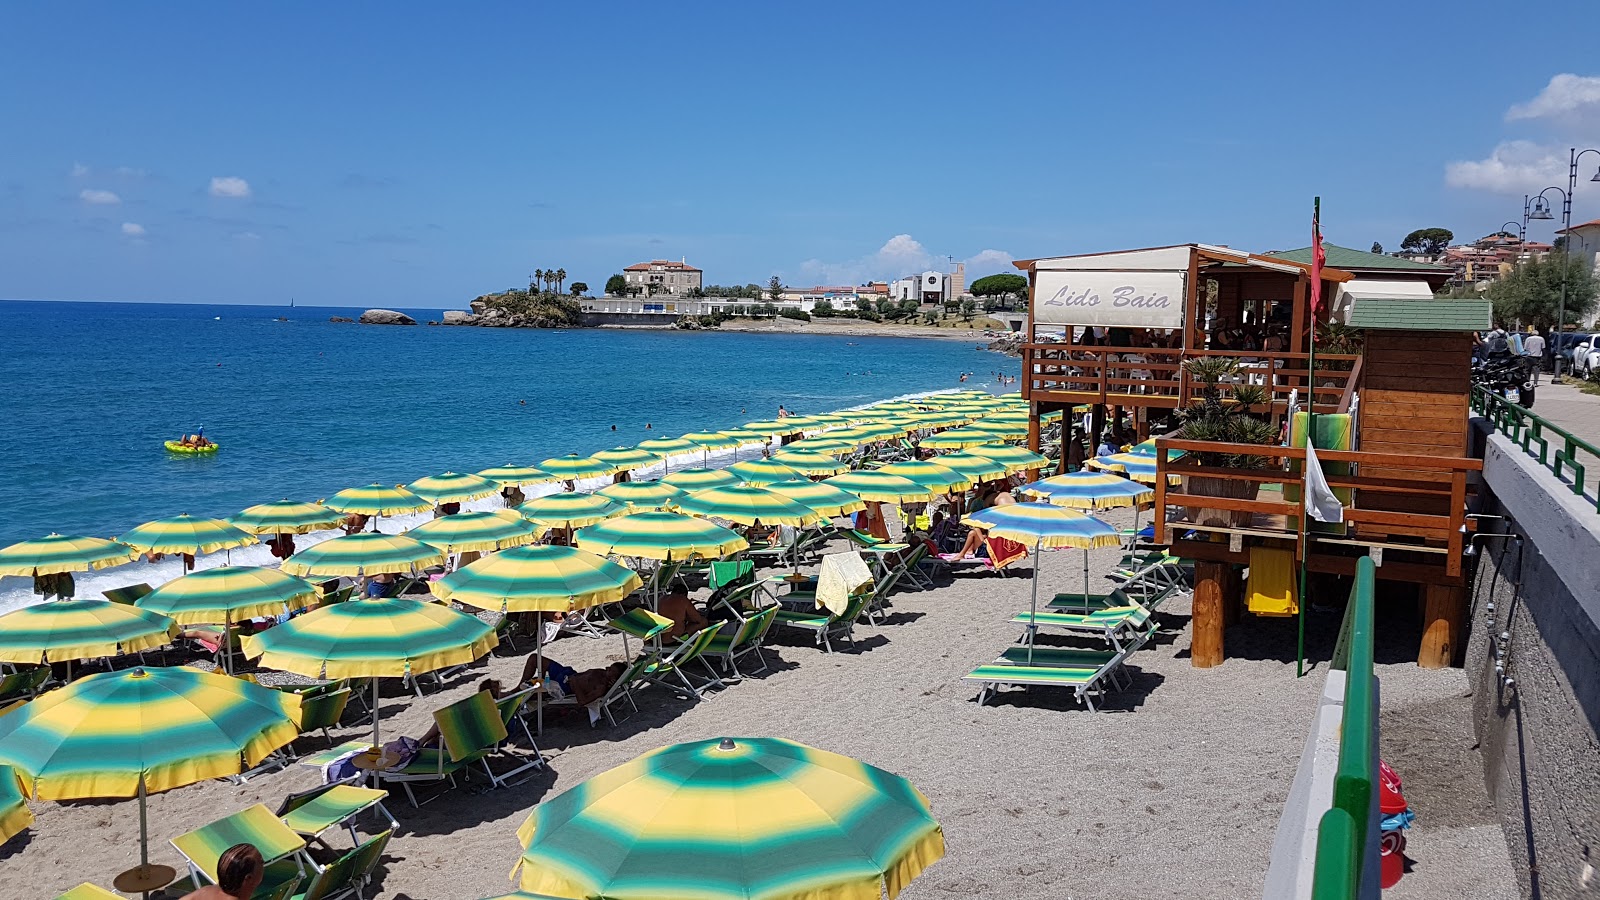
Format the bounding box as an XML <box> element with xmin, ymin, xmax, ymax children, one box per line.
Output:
<box><xmin>1309</xmin><ymin>204</ymin><xmax>1325</xmax><ymax>315</ymax></box>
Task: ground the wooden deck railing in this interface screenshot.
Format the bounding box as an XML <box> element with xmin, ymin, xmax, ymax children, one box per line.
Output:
<box><xmin>1020</xmin><ymin>344</ymin><xmax>1360</xmax><ymax>411</ymax></box>
<box><xmin>1151</xmin><ymin>437</ymin><xmax>1482</xmax><ymax>577</ymax></box>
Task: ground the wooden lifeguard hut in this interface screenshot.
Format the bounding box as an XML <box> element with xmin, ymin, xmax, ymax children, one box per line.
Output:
<box><xmin>1014</xmin><ymin>243</ymin><xmax>1488</xmax><ymax>668</ymax></box>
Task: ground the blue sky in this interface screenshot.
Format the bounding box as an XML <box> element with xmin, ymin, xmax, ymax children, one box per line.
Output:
<box><xmin>3</xmin><ymin>2</ymin><xmax>1598</xmax><ymax>306</ymax></box>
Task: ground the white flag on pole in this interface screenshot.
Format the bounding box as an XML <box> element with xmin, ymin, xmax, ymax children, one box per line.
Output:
<box><xmin>1304</xmin><ymin>442</ymin><xmax>1344</xmax><ymax>524</ymax></box>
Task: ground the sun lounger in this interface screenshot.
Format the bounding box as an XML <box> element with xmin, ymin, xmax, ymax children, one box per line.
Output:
<box><xmin>54</xmin><ymin>886</ymin><xmax>122</xmax><ymax>900</ymax></box>
<box><xmin>376</xmin><ymin>689</ymin><xmax>513</xmax><ymax>806</ymax></box>
<box><xmin>592</xmin><ymin>651</ymin><xmax>656</xmax><ymax>727</ymax></box>
<box><xmin>702</xmin><ymin>605</ymin><xmax>780</xmax><ymax>679</ymax></box>
<box><xmin>640</xmin><ymin>625</ymin><xmax>724</xmax><ymax>698</ymax></box>
<box><xmin>290</xmin><ymin>687</ymin><xmax>352</xmax><ymax>754</ymax></box>
<box><xmin>774</xmin><ymin>590</ymin><xmax>871</xmax><ymax>653</ymax></box>
<box><xmin>100</xmin><ymin>583</ymin><xmax>152</xmax><ymax>605</ymax></box>
<box><xmin>993</xmin><ymin>646</ymin><xmax>1132</xmax><ymax>690</ymax></box>
<box><xmin>1047</xmin><ymin>583</ymin><xmax>1178</xmax><ymax>616</ymax></box>
<box><xmin>490</xmin><ymin>686</ymin><xmax>545</xmax><ymax>784</ymax></box>
<box><xmin>277</xmin><ymin>782</ymin><xmax>398</xmax><ymax>849</ymax></box>
<box><xmin>1009</xmin><ymin>604</ymin><xmax>1154</xmax><ymax>652</ymax></box>
<box><xmin>964</xmin><ymin>648</ymin><xmax>1131</xmax><ymax>710</ymax></box>
<box><xmin>287</xmin><ymin>828</ymin><xmax>390</xmax><ymax>900</ymax></box>
<box><xmin>172</xmin><ymin>803</ymin><xmax>309</xmax><ymax>896</ymax></box>
<box><xmin>0</xmin><ymin>667</ymin><xmax>49</xmax><ymax>704</ymax></box>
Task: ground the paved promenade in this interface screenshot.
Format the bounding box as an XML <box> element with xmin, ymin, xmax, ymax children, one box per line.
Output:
<box><xmin>1523</xmin><ymin>379</ymin><xmax>1600</xmax><ymax>504</ymax></box>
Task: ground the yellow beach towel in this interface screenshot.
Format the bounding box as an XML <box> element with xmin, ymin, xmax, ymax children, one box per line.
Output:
<box><xmin>1247</xmin><ymin>546</ymin><xmax>1297</xmax><ymax>617</ymax></box>
<box><xmin>816</xmin><ymin>551</ymin><xmax>873</xmax><ymax>615</ymax></box>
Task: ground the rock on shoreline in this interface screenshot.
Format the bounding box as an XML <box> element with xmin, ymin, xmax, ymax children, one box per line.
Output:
<box><xmin>359</xmin><ymin>309</ymin><xmax>416</xmax><ymax>326</ymax></box>
<box><xmin>329</xmin><ymin>315</ymin><xmax>354</xmax><ymax>323</ymax></box>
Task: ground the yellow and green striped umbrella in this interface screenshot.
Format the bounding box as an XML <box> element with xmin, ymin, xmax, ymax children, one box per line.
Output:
<box><xmin>406</xmin><ymin>471</ymin><xmax>501</xmax><ymax>505</ymax></box>
<box><xmin>516</xmin><ymin>492</ymin><xmax>626</xmax><ymax>530</ymax></box>
<box><xmin>822</xmin><ymin>470</ymin><xmax>936</xmax><ymax>504</ymax></box>
<box><xmin>660</xmin><ymin>468</ymin><xmax>741</xmax><ymax>490</ymax></box>
<box><xmin>784</xmin><ymin>436</ymin><xmax>854</xmax><ymax>456</ymax></box>
<box><xmin>718</xmin><ymin>427</ymin><xmax>769</xmax><ymax>443</ymax></box>
<box><xmin>576</xmin><ymin>512</ymin><xmax>748</xmax><ymax>562</ymax></box>
<box><xmin>966</xmin><ymin>443</ymin><xmax>1050</xmax><ymax>474</ymax></box>
<box><xmin>478</xmin><ymin>464</ymin><xmax>557</xmax><ymax>487</ymax></box>
<box><xmin>479</xmin><ymin>893</ymin><xmax>569</xmax><ymax>900</ymax></box>
<box><xmin>0</xmin><ymin>600</ymin><xmax>177</xmax><ymax>665</ymax></box>
<box><xmin>242</xmin><ymin>598</ymin><xmax>496</xmax><ymax>680</ymax></box>
<box><xmin>406</xmin><ymin>510</ymin><xmax>542</xmax><ymax>554</ymax></box>
<box><xmin>680</xmin><ymin>432</ymin><xmax>740</xmax><ymax>451</ymax></box>
<box><xmin>818</xmin><ymin>427</ymin><xmax>871</xmax><ymax>445</ymax></box>
<box><xmin>229</xmin><ymin>500</ymin><xmax>345</xmax><ymax>536</ymax></box>
<box><xmin>0</xmin><ymin>666</ymin><xmax>302</xmax><ymax>879</ymax></box>
<box><xmin>770</xmin><ymin>450</ymin><xmax>850</xmax><ymax>477</ymax></box>
<box><xmin>742</xmin><ymin>419</ymin><xmax>805</xmax><ymax>435</ymax></box>
<box><xmin>432</xmin><ymin>545</ymin><xmax>642</xmax><ymax>614</ymax></box>
<box><xmin>135</xmin><ymin>565</ymin><xmax>317</xmax><ymax>625</ymax></box>
<box><xmin>932</xmin><ymin>451</ymin><xmax>1009</xmax><ymax>482</ymax></box>
<box><xmin>116</xmin><ymin>515</ymin><xmax>257</xmax><ymax>557</ymax></box>
<box><xmin>726</xmin><ymin>459</ymin><xmax>802</xmax><ymax>486</ymax></box>
<box><xmin>914</xmin><ymin>411</ymin><xmax>971</xmax><ymax>428</ymax></box>
<box><xmin>970</xmin><ymin>419</ymin><xmax>1027</xmax><ymax>440</ymax></box>
<box><xmin>839</xmin><ymin>408</ymin><xmax>893</xmax><ymax>422</ymax></box>
<box><xmin>595</xmin><ymin>480</ymin><xmax>686</xmax><ymax>512</ymax></box>
<box><xmin>805</xmin><ymin>413</ymin><xmax>853</xmax><ymax>426</ymax></box>
<box><xmin>324</xmin><ymin>483</ymin><xmax>430</xmax><ymax>518</ymax></box>
<box><xmin>0</xmin><ymin>766</ymin><xmax>31</xmax><ymax>846</ymax></box>
<box><xmin>674</xmin><ymin>486</ymin><xmax>822</xmax><ymax>527</ymax></box>
<box><xmin>965</xmin><ymin>502</ymin><xmax>1119</xmax><ymax>549</ymax></box>
<box><xmin>539</xmin><ymin>455</ymin><xmax>615</xmax><ymax>481</ymax></box>
<box><xmin>593</xmin><ymin>447</ymin><xmax>663</xmax><ymax>472</ymax></box>
<box><xmin>513</xmin><ymin>737</ymin><xmax>944</xmax><ymax>900</ymax></box>
<box><xmin>871</xmin><ymin>401</ymin><xmax>919</xmax><ymax>412</ymax></box>
<box><xmin>1019</xmin><ymin>471</ymin><xmax>1154</xmax><ymax>509</ymax></box>
<box><xmin>846</xmin><ymin>422</ymin><xmax>901</xmax><ymax>441</ymax></box>
<box><xmin>920</xmin><ymin>427</ymin><xmax>999</xmax><ymax>450</ymax></box>
<box><xmin>0</xmin><ymin>535</ymin><xmax>136</xmax><ymax>577</ymax></box>
<box><xmin>761</xmin><ymin>480</ymin><xmax>867</xmax><ymax>518</ymax></box>
<box><xmin>877</xmin><ymin>461</ymin><xmax>974</xmax><ymax>495</ymax></box>
<box><xmin>634</xmin><ymin>438</ymin><xmax>698</xmax><ymax>457</ymax></box>
<box><xmin>279</xmin><ymin>532</ymin><xmax>445</xmax><ymax>578</ymax></box>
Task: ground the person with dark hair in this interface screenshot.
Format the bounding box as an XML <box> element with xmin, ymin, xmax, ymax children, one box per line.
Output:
<box><xmin>182</xmin><ymin>842</ymin><xmax>263</xmax><ymax>899</ymax></box>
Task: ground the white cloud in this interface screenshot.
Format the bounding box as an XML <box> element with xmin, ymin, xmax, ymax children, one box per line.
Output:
<box><xmin>1445</xmin><ymin>140</ymin><xmax>1569</xmax><ymax>194</ymax></box>
<box><xmin>964</xmin><ymin>249</ymin><xmax>1015</xmax><ymax>274</ymax></box>
<box><xmin>794</xmin><ymin>235</ymin><xmax>1014</xmax><ymax>286</ymax></box>
<box><xmin>1507</xmin><ymin>74</ymin><xmax>1600</xmax><ymax>124</ymax></box>
<box><xmin>209</xmin><ymin>176</ymin><xmax>251</xmax><ymax>198</ymax></box>
<box><xmin>79</xmin><ymin>188</ymin><xmax>121</xmax><ymax>205</ymax></box>
<box><xmin>120</xmin><ymin>222</ymin><xmax>146</xmax><ymax>237</ymax></box>
<box><xmin>70</xmin><ymin>162</ymin><xmax>89</xmax><ymax>177</ymax></box>
<box><xmin>233</xmin><ymin>231</ymin><xmax>262</xmax><ymax>241</ymax></box>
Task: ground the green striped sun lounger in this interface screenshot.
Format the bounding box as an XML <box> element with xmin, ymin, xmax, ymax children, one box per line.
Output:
<box><xmin>964</xmin><ymin>648</ymin><xmax>1129</xmax><ymax>710</ymax></box>
<box><xmin>277</xmin><ymin>782</ymin><xmax>398</xmax><ymax>848</ymax></box>
<box><xmin>994</xmin><ymin>646</ymin><xmax>1131</xmax><ymax>691</ymax></box>
<box><xmin>171</xmin><ymin>803</ymin><xmax>308</xmax><ymax>896</ymax></box>
<box><xmin>1010</xmin><ymin>604</ymin><xmax>1154</xmax><ymax>651</ymax></box>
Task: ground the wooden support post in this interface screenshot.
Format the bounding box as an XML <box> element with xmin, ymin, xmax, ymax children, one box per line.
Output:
<box><xmin>1419</xmin><ymin>582</ymin><xmax>1467</xmax><ymax>668</ymax></box>
<box><xmin>1091</xmin><ymin>405</ymin><xmax>1107</xmax><ymax>450</ymax></box>
<box><xmin>1192</xmin><ymin>560</ymin><xmax>1228</xmax><ymax>668</ymax></box>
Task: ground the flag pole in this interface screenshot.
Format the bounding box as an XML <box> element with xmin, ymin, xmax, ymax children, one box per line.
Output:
<box><xmin>1296</xmin><ymin>196</ymin><xmax>1320</xmax><ymax>678</ymax></box>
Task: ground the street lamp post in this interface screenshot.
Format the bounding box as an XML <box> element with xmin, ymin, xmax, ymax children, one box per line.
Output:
<box><xmin>1525</xmin><ymin>148</ymin><xmax>1600</xmax><ymax>381</ymax></box>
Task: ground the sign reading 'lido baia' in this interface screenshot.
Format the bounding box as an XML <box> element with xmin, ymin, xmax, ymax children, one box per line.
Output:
<box><xmin>1033</xmin><ymin>270</ymin><xmax>1185</xmax><ymax>329</ymax></box>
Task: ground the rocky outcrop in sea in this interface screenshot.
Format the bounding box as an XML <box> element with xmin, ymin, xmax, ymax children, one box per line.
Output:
<box><xmin>359</xmin><ymin>309</ymin><xmax>416</xmax><ymax>325</ymax></box>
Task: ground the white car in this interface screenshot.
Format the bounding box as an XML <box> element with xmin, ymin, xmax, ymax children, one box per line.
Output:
<box><xmin>1571</xmin><ymin>333</ymin><xmax>1600</xmax><ymax>377</ymax></box>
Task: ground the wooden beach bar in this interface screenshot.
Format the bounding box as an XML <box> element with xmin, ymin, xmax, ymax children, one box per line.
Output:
<box><xmin>1014</xmin><ymin>243</ymin><xmax>1489</xmax><ymax>668</ymax></box>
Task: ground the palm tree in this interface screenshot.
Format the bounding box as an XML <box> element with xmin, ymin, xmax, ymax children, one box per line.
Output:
<box><xmin>555</xmin><ymin>268</ymin><xmax>567</xmax><ymax>294</ymax></box>
<box><xmin>532</xmin><ymin>269</ymin><xmax>545</xmax><ymax>294</ymax></box>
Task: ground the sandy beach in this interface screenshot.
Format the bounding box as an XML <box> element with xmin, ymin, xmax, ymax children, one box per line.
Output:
<box><xmin>4</xmin><ymin>505</ymin><xmax>1516</xmax><ymax>900</ymax></box>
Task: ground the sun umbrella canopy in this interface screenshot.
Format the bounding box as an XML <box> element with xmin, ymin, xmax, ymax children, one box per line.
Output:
<box><xmin>0</xmin><ymin>535</ymin><xmax>136</xmax><ymax>577</ymax></box>
<box><xmin>242</xmin><ymin>598</ymin><xmax>496</xmax><ymax>679</ymax></box>
<box><xmin>514</xmin><ymin>737</ymin><xmax>944</xmax><ymax>900</ymax></box>
<box><xmin>595</xmin><ymin>480</ymin><xmax>685</xmax><ymax>512</ymax></box>
<box><xmin>760</xmin><ymin>480</ymin><xmax>867</xmax><ymax>518</ymax></box>
<box><xmin>771</xmin><ymin>450</ymin><xmax>850</xmax><ymax>477</ymax></box>
<box><xmin>633</xmin><ymin>438</ymin><xmax>698</xmax><ymax>457</ymax></box>
<box><xmin>406</xmin><ymin>471</ymin><xmax>501</xmax><ymax>505</ymax></box>
<box><xmin>877</xmin><ymin>461</ymin><xmax>974</xmax><ymax>495</ymax></box>
<box><xmin>679</xmin><ymin>432</ymin><xmax>740</xmax><ymax>450</ymax></box>
<box><xmin>516</xmin><ymin>492</ymin><xmax>626</xmax><ymax>529</ymax></box>
<box><xmin>431</xmin><ymin>545</ymin><xmax>642</xmax><ymax>613</ymax></box>
<box><xmin>845</xmin><ymin>422</ymin><xmax>901</xmax><ymax>440</ymax></box>
<box><xmin>822</xmin><ymin>470</ymin><xmax>936</xmax><ymax>504</ymax></box>
<box><xmin>477</xmin><ymin>464</ymin><xmax>557</xmax><ymax>487</ymax></box>
<box><xmin>406</xmin><ymin>510</ymin><xmax>542</xmax><ymax>554</ymax></box>
<box><xmin>116</xmin><ymin>515</ymin><xmax>257</xmax><ymax>557</ymax></box>
<box><xmin>1086</xmin><ymin>452</ymin><xmax>1176</xmax><ymax>484</ymax></box>
<box><xmin>674</xmin><ymin>486</ymin><xmax>821</xmax><ymax>527</ymax></box>
<box><xmin>0</xmin><ymin>601</ymin><xmax>178</xmax><ymax>664</ymax></box>
<box><xmin>576</xmin><ymin>512</ymin><xmax>748</xmax><ymax>561</ymax></box>
<box><xmin>0</xmin><ymin>765</ymin><xmax>31</xmax><ymax>845</ymax></box>
<box><xmin>784</xmin><ymin>437</ymin><xmax>853</xmax><ymax>456</ymax></box>
<box><xmin>726</xmin><ymin>459</ymin><xmax>802</xmax><ymax>486</ymax></box>
<box><xmin>964</xmin><ymin>502</ymin><xmax>1119</xmax><ymax>549</ymax></box>
<box><xmin>660</xmin><ymin>468</ymin><xmax>740</xmax><ymax>490</ymax></box>
<box><xmin>323</xmin><ymin>483</ymin><xmax>430</xmax><ymax>517</ymax></box>
<box><xmin>969</xmin><ymin>419</ymin><xmax>1027</xmax><ymax>440</ymax></box>
<box><xmin>136</xmin><ymin>566</ymin><xmax>317</xmax><ymax>625</ymax></box>
<box><xmin>741</xmin><ymin>419</ymin><xmax>805</xmax><ymax>435</ymax></box>
<box><xmin>1019</xmin><ymin>472</ymin><xmax>1153</xmax><ymax>509</ymax></box>
<box><xmin>0</xmin><ymin>666</ymin><xmax>301</xmax><ymax>799</ymax></box>
<box><xmin>920</xmin><ymin>427</ymin><xmax>1000</xmax><ymax>450</ymax></box>
<box><xmin>592</xmin><ymin>447</ymin><xmax>662</xmax><ymax>471</ymax></box>
<box><xmin>964</xmin><ymin>444</ymin><xmax>1049</xmax><ymax>473</ymax></box>
<box><xmin>279</xmin><ymin>532</ymin><xmax>444</xmax><ymax>577</ymax></box>
<box><xmin>932</xmin><ymin>451</ymin><xmax>1009</xmax><ymax>482</ymax></box>
<box><xmin>229</xmin><ymin>500</ymin><xmax>345</xmax><ymax>536</ymax></box>
<box><xmin>538</xmin><ymin>455</ymin><xmax>615</xmax><ymax>481</ymax></box>
<box><xmin>717</xmin><ymin>428</ymin><xmax>768</xmax><ymax>444</ymax></box>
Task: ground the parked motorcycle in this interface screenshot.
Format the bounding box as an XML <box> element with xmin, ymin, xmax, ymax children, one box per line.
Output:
<box><xmin>1472</xmin><ymin>351</ymin><xmax>1536</xmax><ymax>408</ymax></box>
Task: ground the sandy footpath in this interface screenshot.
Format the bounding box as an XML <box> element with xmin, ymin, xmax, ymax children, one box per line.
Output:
<box><xmin>5</xmin><ymin>508</ymin><xmax>1515</xmax><ymax>900</ymax></box>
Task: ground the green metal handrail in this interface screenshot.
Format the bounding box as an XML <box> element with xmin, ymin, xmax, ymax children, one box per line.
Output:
<box><xmin>1311</xmin><ymin>556</ymin><xmax>1377</xmax><ymax>899</ymax></box>
<box><xmin>1471</xmin><ymin>384</ymin><xmax>1600</xmax><ymax>512</ymax></box>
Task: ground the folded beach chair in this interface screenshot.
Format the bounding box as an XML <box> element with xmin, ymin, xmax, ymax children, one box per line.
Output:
<box><xmin>376</xmin><ymin>690</ymin><xmax>512</xmax><ymax>806</ymax></box>
<box><xmin>0</xmin><ymin>667</ymin><xmax>49</xmax><ymax>704</ymax></box>
<box><xmin>964</xmin><ymin>648</ymin><xmax>1131</xmax><ymax>710</ymax></box>
<box><xmin>172</xmin><ymin>803</ymin><xmax>309</xmax><ymax>897</ymax></box>
<box><xmin>1010</xmin><ymin>604</ymin><xmax>1154</xmax><ymax>652</ymax></box>
<box><xmin>277</xmin><ymin>782</ymin><xmax>398</xmax><ymax>850</ymax></box>
<box><xmin>641</xmin><ymin>625</ymin><xmax>724</xmax><ymax>698</ymax></box>
<box><xmin>842</xmin><ymin>529</ymin><xmax>886</xmax><ymax>550</ymax></box>
<box><xmin>702</xmin><ymin>605</ymin><xmax>780</xmax><ymax>680</ymax></box>
<box><xmin>286</xmin><ymin>828</ymin><xmax>391</xmax><ymax>900</ymax></box>
<box><xmin>606</xmin><ymin>607</ymin><xmax>673</xmax><ymax>658</ymax></box>
<box><xmin>774</xmin><ymin>590</ymin><xmax>871</xmax><ymax>653</ymax></box>
<box><xmin>100</xmin><ymin>582</ymin><xmax>152</xmax><ymax>605</ymax></box>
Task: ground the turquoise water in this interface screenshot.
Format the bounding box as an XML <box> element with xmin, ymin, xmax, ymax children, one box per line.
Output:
<box><xmin>0</xmin><ymin>300</ymin><xmax>1010</xmax><ymax>550</ymax></box>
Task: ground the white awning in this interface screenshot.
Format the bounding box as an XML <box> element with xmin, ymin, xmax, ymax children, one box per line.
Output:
<box><xmin>1333</xmin><ymin>279</ymin><xmax>1436</xmax><ymax>323</ymax></box>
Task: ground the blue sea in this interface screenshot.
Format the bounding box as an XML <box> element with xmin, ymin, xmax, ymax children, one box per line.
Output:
<box><xmin>0</xmin><ymin>300</ymin><xmax>1012</xmax><ymax>608</ymax></box>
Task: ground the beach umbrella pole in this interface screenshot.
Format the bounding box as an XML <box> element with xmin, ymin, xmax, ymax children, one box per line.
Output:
<box><xmin>1082</xmin><ymin>549</ymin><xmax>1091</xmax><ymax>613</ymax></box>
<box><xmin>1027</xmin><ymin>537</ymin><xmax>1041</xmax><ymax>664</ymax></box>
<box><xmin>535</xmin><ymin>635</ymin><xmax>545</xmax><ymax>734</ymax></box>
<box><xmin>371</xmin><ymin>679</ymin><xmax>381</xmax><ymax>747</ymax></box>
